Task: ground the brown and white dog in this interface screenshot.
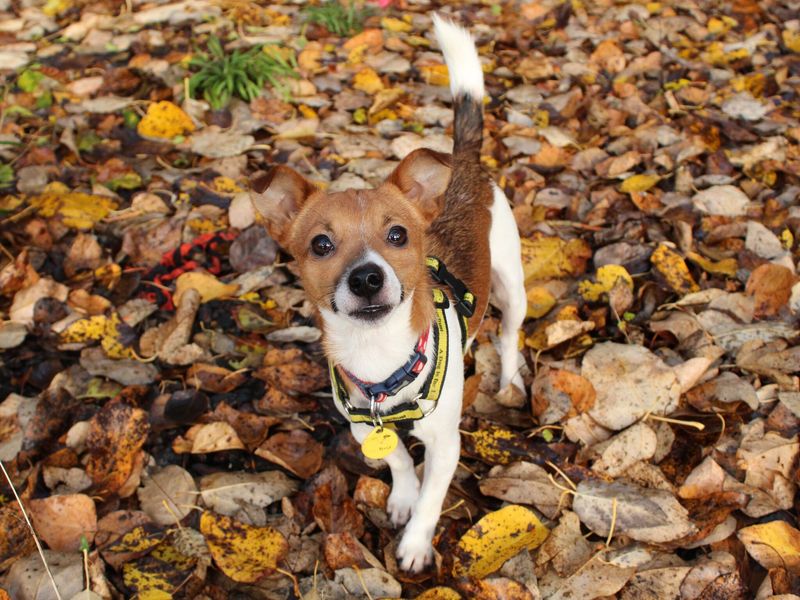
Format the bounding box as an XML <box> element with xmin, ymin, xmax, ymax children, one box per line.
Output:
<box><xmin>250</xmin><ymin>15</ymin><xmax>526</xmax><ymax>572</ymax></box>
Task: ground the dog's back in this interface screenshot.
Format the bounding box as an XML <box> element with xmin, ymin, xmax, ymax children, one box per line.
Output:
<box><xmin>426</xmin><ymin>16</ymin><xmax>494</xmax><ymax>334</ymax></box>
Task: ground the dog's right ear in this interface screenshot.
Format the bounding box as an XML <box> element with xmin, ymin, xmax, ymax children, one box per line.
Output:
<box><xmin>250</xmin><ymin>166</ymin><xmax>317</xmax><ymax>248</ymax></box>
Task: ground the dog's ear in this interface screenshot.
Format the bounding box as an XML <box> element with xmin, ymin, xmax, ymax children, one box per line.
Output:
<box><xmin>387</xmin><ymin>148</ymin><xmax>452</xmax><ymax>222</ymax></box>
<box><xmin>250</xmin><ymin>166</ymin><xmax>317</xmax><ymax>248</ymax></box>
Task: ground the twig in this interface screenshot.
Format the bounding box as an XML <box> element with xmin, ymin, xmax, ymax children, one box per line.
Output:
<box><xmin>606</xmin><ymin>497</ymin><xmax>618</xmax><ymax>547</ymax></box>
<box><xmin>645</xmin><ymin>413</ymin><xmax>705</xmax><ymax>430</ymax></box>
<box><xmin>0</xmin><ymin>460</ymin><xmax>63</xmax><ymax>600</ymax></box>
<box><xmin>351</xmin><ymin>564</ymin><xmax>374</xmax><ymax>600</ymax></box>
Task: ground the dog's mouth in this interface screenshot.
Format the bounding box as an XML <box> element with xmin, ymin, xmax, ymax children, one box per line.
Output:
<box><xmin>350</xmin><ymin>304</ymin><xmax>392</xmax><ymax>321</ymax></box>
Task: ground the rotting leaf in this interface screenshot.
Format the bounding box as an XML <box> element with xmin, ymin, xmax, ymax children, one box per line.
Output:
<box><xmin>452</xmin><ymin>505</ymin><xmax>549</xmax><ymax>579</ymax></box>
<box><xmin>84</xmin><ymin>401</ymin><xmax>149</xmax><ymax>497</ymax></box>
<box><xmin>200</xmin><ymin>511</ymin><xmax>288</xmax><ymax>583</ymax></box>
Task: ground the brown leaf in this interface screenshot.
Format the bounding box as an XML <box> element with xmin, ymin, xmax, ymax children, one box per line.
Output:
<box><xmin>745</xmin><ymin>263</ymin><xmax>796</xmax><ymax>318</ymax></box>
<box><xmin>29</xmin><ymin>493</ymin><xmax>97</xmax><ymax>551</ymax></box>
<box><xmin>84</xmin><ymin>401</ymin><xmax>149</xmax><ymax>497</ymax></box>
<box><xmin>255</xmin><ymin>430</ymin><xmax>324</xmax><ymax>478</ymax></box>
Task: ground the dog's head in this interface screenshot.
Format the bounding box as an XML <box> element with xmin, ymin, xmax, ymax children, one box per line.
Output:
<box><xmin>251</xmin><ymin>149</ymin><xmax>451</xmax><ymax>328</ymax></box>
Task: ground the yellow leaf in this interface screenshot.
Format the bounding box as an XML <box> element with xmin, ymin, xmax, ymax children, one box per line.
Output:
<box><xmin>43</xmin><ymin>0</ymin><xmax>70</xmax><ymax>16</ymax></box>
<box><xmin>526</xmin><ymin>286</ymin><xmax>556</xmax><ymax>318</ymax></box>
<box><xmin>419</xmin><ymin>64</ymin><xmax>450</xmax><ymax>87</ymax></box>
<box><xmin>525</xmin><ymin>304</ymin><xmax>593</xmax><ymax>353</ymax></box>
<box><xmin>298</xmin><ymin>104</ymin><xmax>317</xmax><ymax>119</ymax></box>
<box><xmin>200</xmin><ymin>511</ymin><xmax>288</xmax><ymax>583</ymax></box>
<box><xmin>620</xmin><ymin>173</ymin><xmax>660</xmax><ymax>193</ymax></box>
<box><xmin>738</xmin><ymin>521</ymin><xmax>800</xmax><ymax>573</ymax></box>
<box><xmin>353</xmin><ymin>68</ymin><xmax>384</xmax><ymax>95</ymax></box>
<box><xmin>27</xmin><ymin>192</ymin><xmax>118</xmax><ymax>230</ymax></box>
<box><xmin>453</xmin><ymin>505</ymin><xmax>549</xmax><ymax>578</ymax></box>
<box><xmin>783</xmin><ymin>29</ymin><xmax>800</xmax><ymax>53</ymax></box>
<box><xmin>686</xmin><ymin>252</ymin><xmax>738</xmax><ymax>278</ymax></box>
<box><xmin>780</xmin><ymin>228</ymin><xmax>794</xmax><ymax>250</ymax></box>
<box><xmin>211</xmin><ymin>176</ymin><xmax>242</xmax><ymax>194</ymax></box>
<box><xmin>416</xmin><ymin>588</ymin><xmax>462</xmax><ymax>600</ymax></box>
<box><xmin>122</xmin><ymin>541</ymin><xmax>195</xmax><ymax>599</ymax></box>
<box><xmin>651</xmin><ymin>244</ymin><xmax>699</xmax><ymax>295</ymax></box>
<box><xmin>520</xmin><ymin>237</ymin><xmax>592</xmax><ymax>282</ymax></box>
<box><xmin>381</xmin><ymin>16</ymin><xmax>412</xmax><ymax>32</ymax></box>
<box><xmin>60</xmin><ymin>313</ymin><xmax>133</xmax><ymax>358</ymax></box>
<box><xmin>137</xmin><ymin>101</ymin><xmax>195</xmax><ymax>140</ymax></box>
<box><xmin>173</xmin><ymin>272</ymin><xmax>239</xmax><ymax>306</ymax></box>
<box><xmin>578</xmin><ymin>265</ymin><xmax>634</xmax><ymax>301</ymax></box>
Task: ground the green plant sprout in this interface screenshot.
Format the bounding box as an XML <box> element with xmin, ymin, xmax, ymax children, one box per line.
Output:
<box><xmin>188</xmin><ymin>36</ymin><xmax>298</xmax><ymax>110</ymax></box>
<box><xmin>301</xmin><ymin>0</ymin><xmax>374</xmax><ymax>37</ymax></box>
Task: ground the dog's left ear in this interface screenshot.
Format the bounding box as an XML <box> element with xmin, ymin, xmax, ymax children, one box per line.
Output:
<box><xmin>250</xmin><ymin>166</ymin><xmax>317</xmax><ymax>249</ymax></box>
<box><xmin>387</xmin><ymin>148</ymin><xmax>452</xmax><ymax>222</ymax></box>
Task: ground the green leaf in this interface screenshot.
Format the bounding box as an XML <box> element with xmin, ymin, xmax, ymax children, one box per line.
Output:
<box><xmin>18</xmin><ymin>68</ymin><xmax>43</xmax><ymax>93</ymax></box>
<box><xmin>0</xmin><ymin>163</ymin><xmax>14</xmax><ymax>188</ymax></box>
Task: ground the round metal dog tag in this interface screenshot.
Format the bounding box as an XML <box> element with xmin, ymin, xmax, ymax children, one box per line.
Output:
<box><xmin>361</xmin><ymin>427</ymin><xmax>398</xmax><ymax>459</ymax></box>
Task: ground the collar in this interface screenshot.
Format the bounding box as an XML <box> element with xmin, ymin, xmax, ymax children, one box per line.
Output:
<box><xmin>329</xmin><ymin>256</ymin><xmax>473</xmax><ymax>427</ymax></box>
<box><xmin>338</xmin><ymin>326</ymin><xmax>431</xmax><ymax>404</ymax></box>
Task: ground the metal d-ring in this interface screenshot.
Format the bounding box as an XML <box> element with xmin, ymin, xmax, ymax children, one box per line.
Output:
<box><xmin>369</xmin><ymin>395</ymin><xmax>383</xmax><ymax>430</ymax></box>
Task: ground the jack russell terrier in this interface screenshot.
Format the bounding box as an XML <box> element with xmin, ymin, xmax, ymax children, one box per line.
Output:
<box><xmin>250</xmin><ymin>14</ymin><xmax>526</xmax><ymax>572</ymax></box>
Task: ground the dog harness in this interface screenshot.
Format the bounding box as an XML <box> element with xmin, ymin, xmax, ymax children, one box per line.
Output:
<box><xmin>330</xmin><ymin>256</ymin><xmax>475</xmax><ymax>427</ymax></box>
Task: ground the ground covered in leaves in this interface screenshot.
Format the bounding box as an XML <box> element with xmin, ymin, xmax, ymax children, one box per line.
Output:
<box><xmin>0</xmin><ymin>0</ymin><xmax>800</xmax><ymax>597</ymax></box>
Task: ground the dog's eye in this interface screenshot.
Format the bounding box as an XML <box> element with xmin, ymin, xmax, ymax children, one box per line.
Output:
<box><xmin>387</xmin><ymin>225</ymin><xmax>407</xmax><ymax>247</ymax></box>
<box><xmin>311</xmin><ymin>234</ymin><xmax>335</xmax><ymax>256</ymax></box>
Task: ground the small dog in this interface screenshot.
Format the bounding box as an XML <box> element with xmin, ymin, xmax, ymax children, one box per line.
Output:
<box><xmin>251</xmin><ymin>15</ymin><xmax>526</xmax><ymax>572</ymax></box>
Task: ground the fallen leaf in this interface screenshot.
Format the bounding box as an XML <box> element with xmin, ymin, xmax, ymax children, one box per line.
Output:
<box><xmin>746</xmin><ymin>263</ymin><xmax>796</xmax><ymax>317</ymax></box>
<box><xmin>84</xmin><ymin>401</ymin><xmax>149</xmax><ymax>497</ymax></box>
<box><xmin>520</xmin><ymin>237</ymin><xmax>592</xmax><ymax>282</ymax></box>
<box><xmin>353</xmin><ymin>68</ymin><xmax>384</xmax><ymax>94</ymax></box>
<box><xmin>692</xmin><ymin>185</ymin><xmax>750</xmax><ymax>216</ymax></box>
<box><xmin>583</xmin><ymin>342</ymin><xmax>681</xmax><ymax>430</ymax></box>
<box><xmin>479</xmin><ymin>462</ymin><xmax>565</xmax><ymax>519</ymax></box>
<box><xmin>137</xmin><ymin>464</ymin><xmax>198</xmax><ymax>526</ymax></box>
<box><xmin>738</xmin><ymin>521</ymin><xmax>800</xmax><ymax>573</ymax></box>
<box><xmin>29</xmin><ymin>494</ymin><xmax>97</xmax><ymax>551</ymax></box>
<box><xmin>650</xmin><ymin>244</ymin><xmax>700</xmax><ymax>296</ymax></box>
<box><xmin>453</xmin><ymin>505</ymin><xmax>549</xmax><ymax>578</ymax></box>
<box><xmin>200</xmin><ymin>511</ymin><xmax>288</xmax><ymax>583</ymax></box>
<box><xmin>573</xmin><ymin>480</ymin><xmax>696</xmax><ymax>543</ymax></box>
<box><xmin>137</xmin><ymin>100</ymin><xmax>195</xmax><ymax>140</ymax></box>
<box><xmin>255</xmin><ymin>430</ymin><xmax>324</xmax><ymax>478</ymax></box>
<box><xmin>200</xmin><ymin>471</ymin><xmax>297</xmax><ymax>525</ymax></box>
<box><xmin>173</xmin><ymin>271</ymin><xmax>239</xmax><ymax>306</ymax></box>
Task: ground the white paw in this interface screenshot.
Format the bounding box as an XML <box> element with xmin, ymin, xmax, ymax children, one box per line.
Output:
<box><xmin>387</xmin><ymin>481</ymin><xmax>419</xmax><ymax>527</ymax></box>
<box><xmin>397</xmin><ymin>526</ymin><xmax>434</xmax><ymax>573</ymax></box>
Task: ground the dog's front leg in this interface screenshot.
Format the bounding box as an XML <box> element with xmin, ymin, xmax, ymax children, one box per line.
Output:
<box><xmin>350</xmin><ymin>422</ymin><xmax>420</xmax><ymax>526</ymax></box>
<box><xmin>396</xmin><ymin>425</ymin><xmax>460</xmax><ymax>572</ymax></box>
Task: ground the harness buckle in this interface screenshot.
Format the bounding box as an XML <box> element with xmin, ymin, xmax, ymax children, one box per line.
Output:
<box><xmin>369</xmin><ymin>395</ymin><xmax>383</xmax><ymax>429</ymax></box>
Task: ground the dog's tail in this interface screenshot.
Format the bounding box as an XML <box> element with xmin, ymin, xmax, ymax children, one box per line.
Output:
<box><xmin>432</xmin><ymin>14</ymin><xmax>484</xmax><ymax>161</ymax></box>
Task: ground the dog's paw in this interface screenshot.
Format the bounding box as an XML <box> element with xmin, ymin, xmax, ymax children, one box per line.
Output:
<box><xmin>387</xmin><ymin>483</ymin><xmax>419</xmax><ymax>527</ymax></box>
<box><xmin>397</xmin><ymin>527</ymin><xmax>434</xmax><ymax>573</ymax></box>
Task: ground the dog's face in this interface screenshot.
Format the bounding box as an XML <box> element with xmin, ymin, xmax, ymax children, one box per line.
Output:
<box><xmin>251</xmin><ymin>149</ymin><xmax>452</xmax><ymax>328</ymax></box>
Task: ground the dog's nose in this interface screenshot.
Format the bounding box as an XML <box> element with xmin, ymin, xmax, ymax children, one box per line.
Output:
<box><xmin>348</xmin><ymin>263</ymin><xmax>384</xmax><ymax>297</ymax></box>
